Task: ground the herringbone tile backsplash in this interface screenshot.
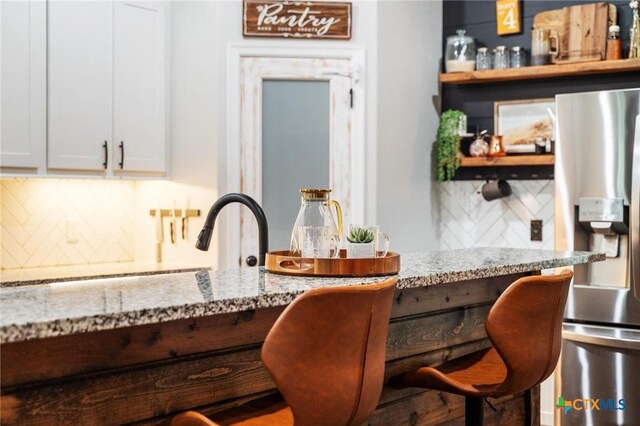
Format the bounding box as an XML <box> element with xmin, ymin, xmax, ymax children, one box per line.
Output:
<box><xmin>1</xmin><ymin>178</ymin><xmax>136</xmax><ymax>269</ymax></box>
<box><xmin>1</xmin><ymin>177</ymin><xmax>553</xmax><ymax>269</ymax></box>
<box><xmin>439</xmin><ymin>180</ymin><xmax>554</xmax><ymax>250</ymax></box>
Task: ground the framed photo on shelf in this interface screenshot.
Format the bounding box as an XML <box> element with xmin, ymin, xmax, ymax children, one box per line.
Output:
<box><xmin>494</xmin><ymin>98</ymin><xmax>555</xmax><ymax>147</ymax></box>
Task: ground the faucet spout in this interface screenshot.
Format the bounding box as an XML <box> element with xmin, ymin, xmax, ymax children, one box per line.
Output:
<box><xmin>196</xmin><ymin>193</ymin><xmax>269</xmax><ymax>267</ymax></box>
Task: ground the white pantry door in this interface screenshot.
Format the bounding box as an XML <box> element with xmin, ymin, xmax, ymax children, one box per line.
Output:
<box><xmin>237</xmin><ymin>56</ymin><xmax>361</xmax><ymax>267</ymax></box>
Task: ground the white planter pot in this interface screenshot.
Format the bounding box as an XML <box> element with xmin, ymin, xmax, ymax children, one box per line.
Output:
<box><xmin>347</xmin><ymin>242</ymin><xmax>375</xmax><ymax>258</ymax></box>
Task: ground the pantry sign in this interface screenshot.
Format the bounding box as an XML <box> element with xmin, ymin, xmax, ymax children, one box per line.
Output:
<box><xmin>243</xmin><ymin>0</ymin><xmax>352</xmax><ymax>40</ymax></box>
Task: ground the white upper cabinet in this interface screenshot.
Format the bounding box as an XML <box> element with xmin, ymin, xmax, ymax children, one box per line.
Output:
<box><xmin>47</xmin><ymin>0</ymin><xmax>166</xmax><ymax>175</ymax></box>
<box><xmin>47</xmin><ymin>1</ymin><xmax>114</xmax><ymax>171</ymax></box>
<box><xmin>113</xmin><ymin>1</ymin><xmax>166</xmax><ymax>173</ymax></box>
<box><xmin>0</xmin><ymin>1</ymin><xmax>46</xmax><ymax>169</ymax></box>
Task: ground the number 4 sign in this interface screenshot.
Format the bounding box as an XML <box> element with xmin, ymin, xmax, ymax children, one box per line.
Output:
<box><xmin>496</xmin><ymin>0</ymin><xmax>521</xmax><ymax>35</ymax></box>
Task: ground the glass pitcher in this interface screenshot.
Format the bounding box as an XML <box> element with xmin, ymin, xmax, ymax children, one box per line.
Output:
<box><xmin>290</xmin><ymin>189</ymin><xmax>343</xmax><ymax>254</ymax></box>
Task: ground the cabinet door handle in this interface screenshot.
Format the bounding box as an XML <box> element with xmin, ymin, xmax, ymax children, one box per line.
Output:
<box><xmin>119</xmin><ymin>141</ymin><xmax>124</xmax><ymax>169</ymax></box>
<box><xmin>103</xmin><ymin>141</ymin><xmax>108</xmax><ymax>169</ymax></box>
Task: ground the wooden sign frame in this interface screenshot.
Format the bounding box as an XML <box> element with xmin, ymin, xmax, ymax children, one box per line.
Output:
<box><xmin>243</xmin><ymin>0</ymin><xmax>352</xmax><ymax>40</ymax></box>
<box><xmin>496</xmin><ymin>0</ymin><xmax>521</xmax><ymax>35</ymax></box>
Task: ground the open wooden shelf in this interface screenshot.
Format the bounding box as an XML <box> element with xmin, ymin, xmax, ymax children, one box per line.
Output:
<box><xmin>440</xmin><ymin>58</ymin><xmax>640</xmax><ymax>85</ymax></box>
<box><xmin>459</xmin><ymin>155</ymin><xmax>555</xmax><ymax>167</ymax></box>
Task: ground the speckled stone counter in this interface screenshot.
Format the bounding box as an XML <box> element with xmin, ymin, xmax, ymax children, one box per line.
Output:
<box><xmin>0</xmin><ymin>261</ymin><xmax>210</xmax><ymax>287</ymax></box>
<box><xmin>0</xmin><ymin>248</ymin><xmax>603</xmax><ymax>344</ymax></box>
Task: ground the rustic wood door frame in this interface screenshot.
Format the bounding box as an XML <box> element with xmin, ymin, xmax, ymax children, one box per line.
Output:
<box><xmin>223</xmin><ymin>44</ymin><xmax>365</xmax><ymax>269</ymax></box>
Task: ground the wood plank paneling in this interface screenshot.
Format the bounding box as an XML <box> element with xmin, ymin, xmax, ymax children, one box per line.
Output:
<box><xmin>384</xmin><ymin>339</ymin><xmax>493</xmax><ymax>380</ymax></box>
<box><xmin>1</xmin><ymin>307</ymin><xmax>286</xmax><ymax>387</ymax></box>
<box><xmin>390</xmin><ymin>275</ymin><xmax>516</xmax><ymax>318</ymax></box>
<box><xmin>387</xmin><ymin>306</ymin><xmax>490</xmax><ymax>360</ymax></box>
<box><xmin>1</xmin><ymin>347</ymin><xmax>273</xmax><ymax>425</ymax></box>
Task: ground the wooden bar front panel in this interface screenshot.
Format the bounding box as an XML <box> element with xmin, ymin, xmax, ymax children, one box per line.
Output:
<box><xmin>1</xmin><ymin>273</ymin><xmax>537</xmax><ymax>425</ymax></box>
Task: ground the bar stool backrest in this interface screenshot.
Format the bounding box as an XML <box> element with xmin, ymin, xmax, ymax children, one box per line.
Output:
<box><xmin>486</xmin><ymin>270</ymin><xmax>573</xmax><ymax>396</ymax></box>
<box><xmin>261</xmin><ymin>277</ymin><xmax>397</xmax><ymax>426</ymax></box>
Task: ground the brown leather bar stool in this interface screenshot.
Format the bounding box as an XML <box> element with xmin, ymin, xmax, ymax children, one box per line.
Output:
<box><xmin>390</xmin><ymin>270</ymin><xmax>573</xmax><ymax>426</ymax></box>
<box><xmin>171</xmin><ymin>277</ymin><xmax>398</xmax><ymax>426</ymax></box>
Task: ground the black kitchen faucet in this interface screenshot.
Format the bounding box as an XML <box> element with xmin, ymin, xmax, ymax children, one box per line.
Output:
<box><xmin>196</xmin><ymin>193</ymin><xmax>269</xmax><ymax>267</ymax></box>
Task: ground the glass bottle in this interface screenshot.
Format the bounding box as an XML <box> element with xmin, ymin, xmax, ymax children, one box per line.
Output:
<box><xmin>630</xmin><ymin>1</ymin><xmax>640</xmax><ymax>58</ymax></box>
<box><xmin>290</xmin><ymin>189</ymin><xmax>343</xmax><ymax>254</ymax></box>
<box><xmin>607</xmin><ymin>25</ymin><xmax>622</xmax><ymax>60</ymax></box>
<box><xmin>476</xmin><ymin>47</ymin><xmax>492</xmax><ymax>70</ymax></box>
<box><xmin>445</xmin><ymin>29</ymin><xmax>476</xmax><ymax>73</ymax></box>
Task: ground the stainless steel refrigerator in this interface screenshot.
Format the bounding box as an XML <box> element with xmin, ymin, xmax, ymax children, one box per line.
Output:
<box><xmin>555</xmin><ymin>88</ymin><xmax>640</xmax><ymax>426</ymax></box>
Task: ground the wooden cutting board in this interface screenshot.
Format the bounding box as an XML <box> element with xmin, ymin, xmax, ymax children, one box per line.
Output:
<box><xmin>533</xmin><ymin>3</ymin><xmax>616</xmax><ymax>63</ymax></box>
<box><xmin>560</xmin><ymin>2</ymin><xmax>609</xmax><ymax>62</ymax></box>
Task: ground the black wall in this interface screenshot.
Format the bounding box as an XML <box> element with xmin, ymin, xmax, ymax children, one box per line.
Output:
<box><xmin>442</xmin><ymin>0</ymin><xmax>640</xmax><ymax>136</ymax></box>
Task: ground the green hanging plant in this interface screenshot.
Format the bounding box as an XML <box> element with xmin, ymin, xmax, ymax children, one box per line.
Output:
<box><xmin>435</xmin><ymin>110</ymin><xmax>464</xmax><ymax>182</ymax></box>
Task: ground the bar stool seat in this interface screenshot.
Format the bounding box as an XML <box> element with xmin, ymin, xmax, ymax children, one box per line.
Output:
<box><xmin>413</xmin><ymin>347</ymin><xmax>507</xmax><ymax>397</ymax></box>
<box><xmin>171</xmin><ymin>402</ymin><xmax>292</xmax><ymax>426</ymax></box>
<box><xmin>391</xmin><ymin>270</ymin><xmax>573</xmax><ymax>425</ymax></box>
<box><xmin>171</xmin><ymin>277</ymin><xmax>398</xmax><ymax>426</ymax></box>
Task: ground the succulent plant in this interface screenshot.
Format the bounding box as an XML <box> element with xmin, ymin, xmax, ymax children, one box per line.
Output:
<box><xmin>347</xmin><ymin>227</ymin><xmax>374</xmax><ymax>244</ymax></box>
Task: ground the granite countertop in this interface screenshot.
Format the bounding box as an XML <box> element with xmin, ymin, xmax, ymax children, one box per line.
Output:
<box><xmin>0</xmin><ymin>248</ymin><xmax>604</xmax><ymax>344</ymax></box>
<box><xmin>0</xmin><ymin>262</ymin><xmax>211</xmax><ymax>287</ymax></box>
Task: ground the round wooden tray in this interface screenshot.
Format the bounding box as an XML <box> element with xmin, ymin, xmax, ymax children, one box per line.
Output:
<box><xmin>265</xmin><ymin>250</ymin><xmax>400</xmax><ymax>277</ymax></box>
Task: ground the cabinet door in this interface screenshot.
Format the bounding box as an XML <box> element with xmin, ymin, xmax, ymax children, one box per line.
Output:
<box><xmin>0</xmin><ymin>1</ymin><xmax>46</xmax><ymax>169</ymax></box>
<box><xmin>48</xmin><ymin>1</ymin><xmax>113</xmax><ymax>171</ymax></box>
<box><xmin>113</xmin><ymin>1</ymin><xmax>166</xmax><ymax>173</ymax></box>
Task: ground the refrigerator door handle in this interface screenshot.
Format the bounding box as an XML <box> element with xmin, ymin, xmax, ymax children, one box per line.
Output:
<box><xmin>632</xmin><ymin>115</ymin><xmax>640</xmax><ymax>300</ymax></box>
<box><xmin>563</xmin><ymin>325</ymin><xmax>640</xmax><ymax>351</ymax></box>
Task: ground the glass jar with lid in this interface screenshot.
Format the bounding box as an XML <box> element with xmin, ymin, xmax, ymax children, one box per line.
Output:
<box><xmin>476</xmin><ymin>47</ymin><xmax>492</xmax><ymax>70</ymax></box>
<box><xmin>493</xmin><ymin>45</ymin><xmax>510</xmax><ymax>69</ymax></box>
<box><xmin>511</xmin><ymin>46</ymin><xmax>526</xmax><ymax>68</ymax></box>
<box><xmin>445</xmin><ymin>29</ymin><xmax>476</xmax><ymax>73</ymax></box>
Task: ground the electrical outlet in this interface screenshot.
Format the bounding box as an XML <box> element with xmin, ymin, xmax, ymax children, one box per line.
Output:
<box><xmin>66</xmin><ymin>218</ymin><xmax>80</xmax><ymax>243</ymax></box>
<box><xmin>531</xmin><ymin>220</ymin><xmax>543</xmax><ymax>242</ymax></box>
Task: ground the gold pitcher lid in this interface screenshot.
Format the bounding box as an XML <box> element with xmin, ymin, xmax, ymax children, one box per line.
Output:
<box><xmin>300</xmin><ymin>188</ymin><xmax>331</xmax><ymax>200</ymax></box>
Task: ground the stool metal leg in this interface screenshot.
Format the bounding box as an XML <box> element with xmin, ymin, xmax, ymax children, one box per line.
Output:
<box><xmin>465</xmin><ymin>396</ymin><xmax>484</xmax><ymax>426</ymax></box>
<box><xmin>524</xmin><ymin>388</ymin><xmax>532</xmax><ymax>426</ymax></box>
